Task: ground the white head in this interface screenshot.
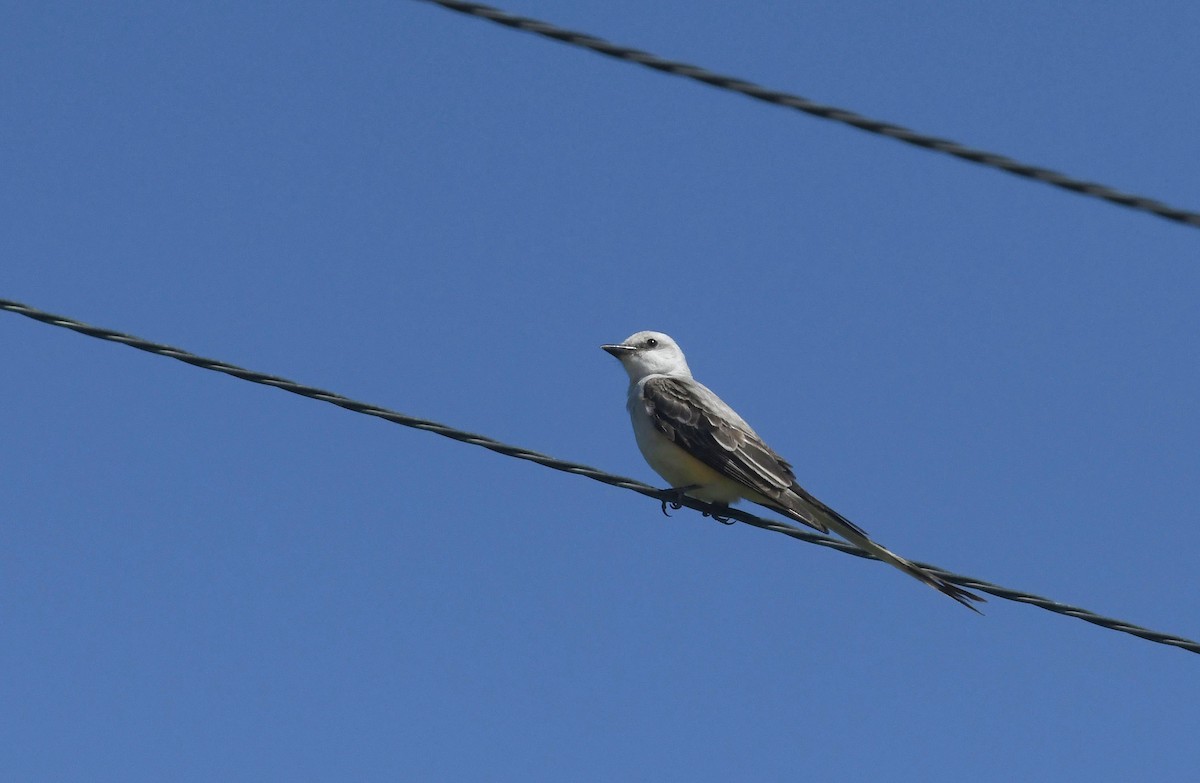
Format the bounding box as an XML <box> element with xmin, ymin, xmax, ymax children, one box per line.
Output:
<box><xmin>601</xmin><ymin>331</ymin><xmax>693</xmax><ymax>382</ymax></box>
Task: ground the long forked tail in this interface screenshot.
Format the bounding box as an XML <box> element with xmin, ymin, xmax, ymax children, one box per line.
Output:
<box><xmin>858</xmin><ymin>537</ymin><xmax>984</xmax><ymax>612</ymax></box>
<box><xmin>780</xmin><ymin>493</ymin><xmax>985</xmax><ymax>612</ymax></box>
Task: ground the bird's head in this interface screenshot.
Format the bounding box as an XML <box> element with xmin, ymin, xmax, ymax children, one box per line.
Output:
<box><xmin>601</xmin><ymin>331</ymin><xmax>692</xmax><ymax>382</ymax></box>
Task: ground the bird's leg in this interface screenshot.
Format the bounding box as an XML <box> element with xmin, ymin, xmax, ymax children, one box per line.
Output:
<box><xmin>660</xmin><ymin>485</ymin><xmax>701</xmax><ymax>517</ymax></box>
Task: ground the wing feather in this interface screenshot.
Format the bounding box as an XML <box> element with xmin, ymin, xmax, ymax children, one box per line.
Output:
<box><xmin>642</xmin><ymin>376</ymin><xmax>799</xmax><ymax>502</ymax></box>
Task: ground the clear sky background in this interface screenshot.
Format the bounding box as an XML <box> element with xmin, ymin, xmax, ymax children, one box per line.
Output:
<box><xmin>4</xmin><ymin>2</ymin><xmax>1199</xmax><ymax>780</ymax></box>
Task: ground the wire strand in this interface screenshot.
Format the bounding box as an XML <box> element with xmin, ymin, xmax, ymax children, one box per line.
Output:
<box><xmin>417</xmin><ymin>0</ymin><xmax>1200</xmax><ymax>230</ymax></box>
<box><xmin>3</xmin><ymin>297</ymin><xmax>1197</xmax><ymax>654</ymax></box>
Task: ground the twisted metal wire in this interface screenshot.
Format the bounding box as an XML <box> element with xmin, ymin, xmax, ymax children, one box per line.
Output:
<box><xmin>418</xmin><ymin>0</ymin><xmax>1200</xmax><ymax>231</ymax></box>
<box><xmin>3</xmin><ymin>296</ymin><xmax>1197</xmax><ymax>654</ymax></box>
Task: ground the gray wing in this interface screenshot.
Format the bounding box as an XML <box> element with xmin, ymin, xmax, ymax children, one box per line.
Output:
<box><xmin>642</xmin><ymin>376</ymin><xmax>847</xmax><ymax>533</ymax></box>
<box><xmin>643</xmin><ymin>378</ymin><xmax>981</xmax><ymax>610</ymax></box>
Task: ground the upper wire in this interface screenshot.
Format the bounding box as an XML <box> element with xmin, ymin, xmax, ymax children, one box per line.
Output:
<box><xmin>3</xmin><ymin>296</ymin><xmax>1197</xmax><ymax>655</ymax></box>
<box><xmin>417</xmin><ymin>0</ymin><xmax>1200</xmax><ymax>230</ymax></box>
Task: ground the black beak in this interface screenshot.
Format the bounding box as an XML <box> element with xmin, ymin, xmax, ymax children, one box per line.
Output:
<box><xmin>601</xmin><ymin>344</ymin><xmax>636</xmax><ymax>357</ymax></box>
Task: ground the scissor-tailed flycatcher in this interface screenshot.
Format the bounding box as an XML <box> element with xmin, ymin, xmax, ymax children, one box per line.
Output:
<box><xmin>602</xmin><ymin>330</ymin><xmax>983</xmax><ymax>611</ymax></box>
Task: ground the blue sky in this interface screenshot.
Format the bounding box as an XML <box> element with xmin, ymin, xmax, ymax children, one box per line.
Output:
<box><xmin>4</xmin><ymin>1</ymin><xmax>1199</xmax><ymax>780</ymax></box>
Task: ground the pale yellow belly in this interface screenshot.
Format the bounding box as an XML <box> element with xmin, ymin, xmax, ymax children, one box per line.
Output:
<box><xmin>631</xmin><ymin>412</ymin><xmax>748</xmax><ymax>504</ymax></box>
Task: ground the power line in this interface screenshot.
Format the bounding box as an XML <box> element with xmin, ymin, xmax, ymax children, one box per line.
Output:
<box><xmin>3</xmin><ymin>296</ymin><xmax>1198</xmax><ymax>654</ymax></box>
<box><xmin>417</xmin><ymin>0</ymin><xmax>1200</xmax><ymax>231</ymax></box>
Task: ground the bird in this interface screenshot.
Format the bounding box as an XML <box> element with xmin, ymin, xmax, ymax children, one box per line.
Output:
<box><xmin>602</xmin><ymin>330</ymin><xmax>983</xmax><ymax>611</ymax></box>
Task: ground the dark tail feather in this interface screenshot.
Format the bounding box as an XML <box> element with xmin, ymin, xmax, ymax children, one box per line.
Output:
<box><xmin>894</xmin><ymin>557</ymin><xmax>985</xmax><ymax>613</ymax></box>
<box><xmin>780</xmin><ymin>500</ymin><xmax>986</xmax><ymax>613</ymax></box>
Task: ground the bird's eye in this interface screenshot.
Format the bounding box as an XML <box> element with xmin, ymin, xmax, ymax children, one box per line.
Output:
<box><xmin>645</xmin><ymin>338</ymin><xmax>658</xmax><ymax>348</ymax></box>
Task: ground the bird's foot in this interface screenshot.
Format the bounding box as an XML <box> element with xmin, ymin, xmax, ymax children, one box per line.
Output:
<box><xmin>660</xmin><ymin>485</ymin><xmax>700</xmax><ymax>517</ymax></box>
<box><xmin>702</xmin><ymin>507</ymin><xmax>736</xmax><ymax>525</ymax></box>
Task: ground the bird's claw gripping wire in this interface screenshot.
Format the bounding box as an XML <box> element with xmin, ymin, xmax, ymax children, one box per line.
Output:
<box><xmin>703</xmin><ymin>509</ymin><xmax>736</xmax><ymax>525</ymax></box>
<box><xmin>660</xmin><ymin>485</ymin><xmax>700</xmax><ymax>517</ymax></box>
<box><xmin>658</xmin><ymin>487</ymin><xmax>734</xmax><ymax>525</ymax></box>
